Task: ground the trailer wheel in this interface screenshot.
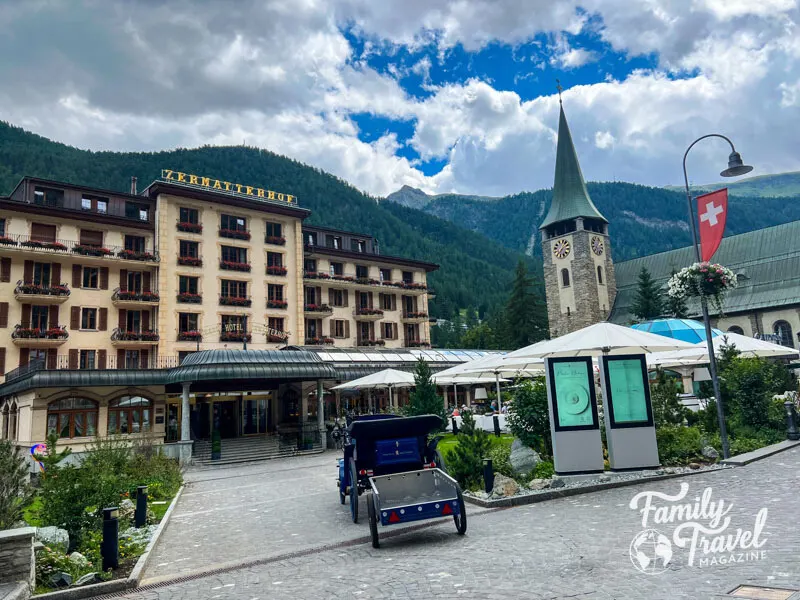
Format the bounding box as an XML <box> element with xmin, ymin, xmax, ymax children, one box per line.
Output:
<box><xmin>454</xmin><ymin>488</ymin><xmax>467</xmax><ymax>535</ymax></box>
<box><xmin>339</xmin><ymin>488</ymin><xmax>346</xmax><ymax>504</ymax></box>
<box><xmin>349</xmin><ymin>458</ymin><xmax>359</xmax><ymax>523</ymax></box>
<box><xmin>367</xmin><ymin>494</ymin><xmax>380</xmax><ymax>548</ymax></box>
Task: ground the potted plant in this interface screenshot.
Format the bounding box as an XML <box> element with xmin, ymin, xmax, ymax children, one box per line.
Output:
<box><xmin>667</xmin><ymin>262</ymin><xmax>737</xmax><ymax>314</ymax></box>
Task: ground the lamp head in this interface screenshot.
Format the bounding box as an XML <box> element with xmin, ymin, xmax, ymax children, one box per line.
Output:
<box><xmin>720</xmin><ymin>151</ymin><xmax>753</xmax><ymax>177</ymax></box>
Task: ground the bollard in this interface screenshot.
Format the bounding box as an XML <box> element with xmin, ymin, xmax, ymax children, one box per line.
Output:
<box><xmin>135</xmin><ymin>485</ymin><xmax>148</xmax><ymax>528</ymax></box>
<box><xmin>452</xmin><ymin>417</ymin><xmax>459</xmax><ymax>435</ymax></box>
<box><xmin>101</xmin><ymin>507</ymin><xmax>119</xmax><ymax>571</ymax></box>
<box><xmin>483</xmin><ymin>458</ymin><xmax>494</xmax><ymax>493</ymax></box>
<box><xmin>786</xmin><ymin>400</ymin><xmax>800</xmax><ymax>441</ymax></box>
<box><xmin>493</xmin><ymin>414</ymin><xmax>501</xmax><ymax>437</ymax></box>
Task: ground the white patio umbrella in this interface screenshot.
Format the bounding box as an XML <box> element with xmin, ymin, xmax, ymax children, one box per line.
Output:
<box><xmin>703</xmin><ymin>332</ymin><xmax>800</xmax><ymax>359</ymax></box>
<box><xmin>331</xmin><ymin>368</ymin><xmax>415</xmax><ymax>412</ymax></box>
<box><xmin>646</xmin><ymin>348</ymin><xmax>710</xmax><ymax>369</ymax></box>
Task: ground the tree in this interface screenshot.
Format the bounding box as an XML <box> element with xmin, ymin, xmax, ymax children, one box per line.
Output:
<box><xmin>403</xmin><ymin>359</ymin><xmax>446</xmax><ymax>429</ymax></box>
<box><xmin>649</xmin><ymin>369</ymin><xmax>687</xmax><ymax>428</ymax></box>
<box><xmin>447</xmin><ymin>411</ymin><xmax>492</xmax><ymax>490</ymax></box>
<box><xmin>0</xmin><ymin>440</ymin><xmax>34</xmax><ymax>530</ymax></box>
<box><xmin>504</xmin><ymin>260</ymin><xmax>548</xmax><ymax>349</ymax></box>
<box><xmin>506</xmin><ymin>378</ymin><xmax>552</xmax><ymax>457</ymax></box>
<box><xmin>632</xmin><ymin>267</ymin><xmax>664</xmax><ymax>321</ymax></box>
<box><xmin>665</xmin><ymin>269</ymin><xmax>688</xmax><ymax>318</ymax></box>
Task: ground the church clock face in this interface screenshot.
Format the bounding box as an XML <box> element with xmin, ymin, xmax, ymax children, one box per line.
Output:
<box><xmin>553</xmin><ymin>239</ymin><xmax>571</xmax><ymax>259</ymax></box>
<box><xmin>591</xmin><ymin>236</ymin><xmax>604</xmax><ymax>256</ymax></box>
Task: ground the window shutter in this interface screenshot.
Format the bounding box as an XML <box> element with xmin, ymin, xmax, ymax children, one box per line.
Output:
<box><xmin>18</xmin><ymin>348</ymin><xmax>29</xmax><ymax>367</ymax></box>
<box><xmin>51</xmin><ymin>263</ymin><xmax>61</xmax><ymax>285</ymax></box>
<box><xmin>21</xmin><ymin>304</ymin><xmax>31</xmax><ymax>326</ymax></box>
<box><xmin>345</xmin><ymin>320</ymin><xmax>350</xmax><ymax>339</ymax></box>
<box><xmin>31</xmin><ymin>223</ymin><xmax>56</xmax><ymax>243</ymax></box>
<box><xmin>98</xmin><ymin>308</ymin><xmax>107</xmax><ymax>331</ymax></box>
<box><xmin>46</xmin><ymin>349</ymin><xmax>57</xmax><ymax>369</ymax></box>
<box><xmin>69</xmin><ymin>349</ymin><xmax>79</xmax><ymax>369</ymax></box>
<box><xmin>23</xmin><ymin>260</ymin><xmax>33</xmax><ymax>283</ymax></box>
<box><xmin>143</xmin><ymin>271</ymin><xmax>151</xmax><ymax>293</ymax></box>
<box><xmin>79</xmin><ymin>229</ymin><xmax>103</xmax><ymax>246</ymax></box>
<box><xmin>98</xmin><ymin>349</ymin><xmax>107</xmax><ymax>370</ymax></box>
<box><xmin>140</xmin><ymin>349</ymin><xmax>149</xmax><ymax>369</ymax></box>
<box><xmin>142</xmin><ymin>311</ymin><xmax>150</xmax><ymax>331</ymax></box>
<box><xmin>118</xmin><ymin>309</ymin><xmax>127</xmax><ymax>330</ymax></box>
<box><xmin>0</xmin><ymin>348</ymin><xmax>5</xmax><ymax>374</ymax></box>
<box><xmin>70</xmin><ymin>306</ymin><xmax>80</xmax><ymax>330</ymax></box>
<box><xmin>119</xmin><ymin>269</ymin><xmax>128</xmax><ymax>291</ymax></box>
<box><xmin>48</xmin><ymin>305</ymin><xmax>59</xmax><ymax>328</ymax></box>
<box><xmin>0</xmin><ymin>257</ymin><xmax>10</xmax><ymax>282</ymax></box>
<box><xmin>99</xmin><ymin>267</ymin><xmax>109</xmax><ymax>290</ymax></box>
<box><xmin>117</xmin><ymin>349</ymin><xmax>125</xmax><ymax>367</ymax></box>
<box><xmin>0</xmin><ymin>302</ymin><xmax>7</xmax><ymax>328</ymax></box>
<box><xmin>72</xmin><ymin>264</ymin><xmax>82</xmax><ymax>287</ymax></box>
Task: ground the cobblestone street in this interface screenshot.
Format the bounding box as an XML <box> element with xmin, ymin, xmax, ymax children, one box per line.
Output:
<box><xmin>120</xmin><ymin>447</ymin><xmax>800</xmax><ymax>600</ymax></box>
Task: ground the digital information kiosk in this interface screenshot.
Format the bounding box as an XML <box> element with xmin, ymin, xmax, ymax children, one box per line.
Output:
<box><xmin>545</xmin><ymin>356</ymin><xmax>604</xmax><ymax>475</ymax></box>
<box><xmin>598</xmin><ymin>354</ymin><xmax>660</xmax><ymax>471</ymax></box>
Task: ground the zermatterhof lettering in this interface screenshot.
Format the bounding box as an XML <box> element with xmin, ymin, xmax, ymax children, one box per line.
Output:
<box><xmin>161</xmin><ymin>169</ymin><xmax>296</xmax><ymax>204</ymax></box>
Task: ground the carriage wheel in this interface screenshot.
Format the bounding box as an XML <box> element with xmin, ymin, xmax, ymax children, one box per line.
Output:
<box><xmin>367</xmin><ymin>493</ymin><xmax>380</xmax><ymax>548</ymax></box>
<box><xmin>339</xmin><ymin>487</ymin><xmax>346</xmax><ymax>505</ymax></box>
<box><xmin>349</xmin><ymin>458</ymin><xmax>359</xmax><ymax>523</ymax></box>
<box><xmin>454</xmin><ymin>488</ymin><xmax>467</xmax><ymax>535</ymax></box>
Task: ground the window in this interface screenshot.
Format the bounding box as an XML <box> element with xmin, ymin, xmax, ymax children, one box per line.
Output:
<box><xmin>33</xmin><ymin>187</ymin><xmax>64</xmax><ymax>207</ymax></box>
<box><xmin>268</xmin><ymin>284</ymin><xmax>284</xmax><ymax>301</ymax></box>
<box><xmin>351</xmin><ymin>239</ymin><xmax>366</xmax><ymax>252</ymax></box>
<box><xmin>381</xmin><ymin>294</ymin><xmax>394</xmax><ymax>311</ymax></box>
<box><xmin>330</xmin><ymin>289</ymin><xmax>344</xmax><ymax>307</ymax></box>
<box><xmin>221</xmin><ymin>246</ymin><xmax>247</xmax><ymax>263</ymax></box>
<box><xmin>597</xmin><ymin>266</ymin><xmax>604</xmax><ymax>285</ymax></box>
<box><xmin>126</xmin><ymin>310</ymin><xmax>142</xmax><ymax>333</ymax></box>
<box><xmin>356</xmin><ymin>265</ymin><xmax>368</xmax><ymax>279</ymax></box>
<box><xmin>221</xmin><ymin>214</ymin><xmax>246</xmax><ymax>231</ymax></box>
<box><xmin>306</xmin><ymin>319</ymin><xmax>319</xmax><ymax>338</ymax></box>
<box><xmin>359</xmin><ymin>322</ymin><xmax>371</xmax><ymax>342</ymax></box>
<box><xmin>81</xmin><ymin>195</ymin><xmax>109</xmax><ymax>213</ymax></box>
<box><xmin>97</xmin><ymin>199</ymin><xmax>107</xmax><ymax>214</ymax></box>
<box><xmin>561</xmin><ymin>268</ymin><xmax>570</xmax><ymax>287</ymax></box>
<box><xmin>31</xmin><ymin>305</ymin><xmax>49</xmax><ymax>329</ymax></box>
<box><xmin>179</xmin><ymin>276</ymin><xmax>198</xmax><ymax>294</ymax></box>
<box><xmin>178</xmin><ymin>351</ymin><xmax>195</xmax><ymax>365</ymax></box>
<box><xmin>127</xmin><ymin>271</ymin><xmax>142</xmax><ymax>293</ymax></box>
<box><xmin>179</xmin><ymin>207</ymin><xmax>199</xmax><ymax>224</ymax></box>
<box><xmin>357</xmin><ymin>291</ymin><xmax>370</xmax><ymax>309</ymax></box>
<box><xmin>124</xmin><ymin>350</ymin><xmax>141</xmax><ymax>369</ymax></box>
<box><xmin>329</xmin><ymin>262</ymin><xmax>343</xmax><ymax>276</ymax></box>
<box><xmin>47</xmin><ymin>397</ymin><xmax>98</xmax><ymax>439</ymax></box>
<box><xmin>304</xmin><ymin>286</ymin><xmax>317</xmax><ymax>305</ymax></box>
<box><xmin>79</xmin><ymin>350</ymin><xmax>96</xmax><ymax>370</ymax></box>
<box><xmin>774</xmin><ymin>320</ymin><xmax>794</xmax><ymax>348</ymax></box>
<box><xmin>30</xmin><ymin>349</ymin><xmax>47</xmax><ymax>363</ymax></box>
<box><xmin>326</xmin><ymin>234</ymin><xmax>341</xmax><ymax>249</ymax></box>
<box><xmin>81</xmin><ymin>308</ymin><xmax>98</xmax><ymax>330</ymax></box>
<box><xmin>82</xmin><ymin>197</ymin><xmax>92</xmax><ymax>210</ymax></box>
<box><xmin>727</xmin><ymin>326</ymin><xmax>744</xmax><ymax>335</ymax></box>
<box><xmin>268</xmin><ymin>317</ymin><xmax>284</xmax><ymax>333</ymax></box>
<box><xmin>79</xmin><ymin>229</ymin><xmax>103</xmax><ymax>247</ymax></box>
<box><xmin>304</xmin><ymin>259</ymin><xmax>317</xmax><ymax>273</ymax></box>
<box><xmin>266</xmin><ymin>222</ymin><xmax>282</xmax><ymax>238</ymax></box>
<box><xmin>33</xmin><ymin>262</ymin><xmax>51</xmax><ymax>286</ymax></box>
<box><xmin>221</xmin><ymin>315</ymin><xmax>246</xmax><ymax>333</ymax></box>
<box><xmin>382</xmin><ymin>322</ymin><xmax>396</xmax><ymax>339</ymax></box>
<box><xmin>124</xmin><ymin>235</ymin><xmax>145</xmax><ymax>252</ymax></box>
<box><xmin>30</xmin><ymin>223</ymin><xmax>57</xmax><ymax>243</ymax></box>
<box><xmin>267</xmin><ymin>252</ymin><xmax>283</xmax><ymax>267</ymax></box>
<box><xmin>380</xmin><ymin>268</ymin><xmax>391</xmax><ymax>282</ymax></box>
<box><xmin>0</xmin><ymin>218</ymin><xmax>5</xmax><ymax>237</ymax></box>
<box><xmin>405</xmin><ymin>323</ymin><xmax>419</xmax><ymax>343</ymax></box>
<box><xmin>402</xmin><ymin>271</ymin><xmax>413</xmax><ymax>284</ymax></box>
<box><xmin>179</xmin><ymin>240</ymin><xmax>199</xmax><ymax>258</ymax></box>
<box><xmin>125</xmin><ymin>202</ymin><xmax>149</xmax><ymax>221</ymax></box>
<box><xmin>333</xmin><ymin>320</ymin><xmax>346</xmax><ymax>338</ymax></box>
<box><xmin>179</xmin><ymin>312</ymin><xmax>198</xmax><ymax>332</ymax></box>
<box><xmin>306</xmin><ymin>232</ymin><xmax>317</xmax><ymax>246</ymax></box>
<box><xmin>221</xmin><ymin>279</ymin><xmax>247</xmax><ymax>298</ymax></box>
<box><xmin>83</xmin><ymin>267</ymin><xmax>99</xmax><ymax>289</ymax></box>
<box><xmin>108</xmin><ymin>396</ymin><xmax>152</xmax><ymax>435</ymax></box>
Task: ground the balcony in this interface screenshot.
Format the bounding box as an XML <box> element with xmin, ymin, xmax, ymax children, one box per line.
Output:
<box><xmin>0</xmin><ymin>235</ymin><xmax>158</xmax><ymax>262</ymax></box>
<box><xmin>401</xmin><ymin>311</ymin><xmax>429</xmax><ymax>324</ymax></box>
<box><xmin>112</xmin><ymin>288</ymin><xmax>160</xmax><ymax>308</ymax></box>
<box><xmin>305</xmin><ymin>337</ymin><xmax>334</xmax><ymax>346</ymax></box>
<box><xmin>265</xmin><ymin>265</ymin><xmax>288</xmax><ymax>277</ymax></box>
<box><xmin>14</xmin><ymin>281</ymin><xmax>71</xmax><ymax>304</ymax></box>
<box><xmin>267</xmin><ymin>299</ymin><xmax>288</xmax><ymax>309</ymax></box>
<box><xmin>11</xmin><ymin>325</ymin><xmax>69</xmax><ymax>347</ymax></box>
<box><xmin>219</xmin><ymin>295</ymin><xmax>252</xmax><ymax>307</ymax></box>
<box><xmin>177</xmin><ymin>256</ymin><xmax>203</xmax><ymax>267</ymax></box>
<box><xmin>218</xmin><ymin>228</ymin><xmax>251</xmax><ymax>241</ymax></box>
<box><xmin>176</xmin><ymin>292</ymin><xmax>203</xmax><ymax>304</ymax></box>
<box><xmin>111</xmin><ymin>328</ymin><xmax>160</xmax><ymax>347</ymax></box>
<box><xmin>220</xmin><ymin>261</ymin><xmax>251</xmax><ymax>272</ymax></box>
<box><xmin>304</xmin><ymin>304</ymin><xmax>333</xmax><ymax>316</ymax></box>
<box><xmin>357</xmin><ymin>339</ymin><xmax>386</xmax><ymax>347</ymax></box>
<box><xmin>353</xmin><ymin>307</ymin><xmax>384</xmax><ymax>321</ymax></box>
<box><xmin>3</xmin><ymin>354</ymin><xmax>180</xmax><ymax>381</ymax></box>
<box><xmin>265</xmin><ymin>235</ymin><xmax>286</xmax><ymax>246</ymax></box>
<box><xmin>220</xmin><ymin>331</ymin><xmax>252</xmax><ymax>343</ymax></box>
<box><xmin>177</xmin><ymin>331</ymin><xmax>202</xmax><ymax>342</ymax></box>
<box><xmin>302</xmin><ymin>271</ymin><xmax>429</xmax><ymax>293</ymax></box>
<box><xmin>177</xmin><ymin>221</ymin><xmax>203</xmax><ymax>234</ymax></box>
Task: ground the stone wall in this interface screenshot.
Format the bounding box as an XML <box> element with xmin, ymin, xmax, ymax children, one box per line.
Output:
<box><xmin>0</xmin><ymin>527</ymin><xmax>35</xmax><ymax>592</ymax></box>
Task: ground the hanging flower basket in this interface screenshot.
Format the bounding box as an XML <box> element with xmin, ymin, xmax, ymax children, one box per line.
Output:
<box><xmin>667</xmin><ymin>262</ymin><xmax>737</xmax><ymax>314</ymax></box>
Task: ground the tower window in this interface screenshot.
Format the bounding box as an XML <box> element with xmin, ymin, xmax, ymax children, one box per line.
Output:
<box><xmin>561</xmin><ymin>268</ymin><xmax>570</xmax><ymax>287</ymax></box>
<box><xmin>597</xmin><ymin>266</ymin><xmax>604</xmax><ymax>285</ymax></box>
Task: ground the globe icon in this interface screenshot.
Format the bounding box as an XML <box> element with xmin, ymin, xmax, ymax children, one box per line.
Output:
<box><xmin>629</xmin><ymin>529</ymin><xmax>673</xmax><ymax>574</ymax></box>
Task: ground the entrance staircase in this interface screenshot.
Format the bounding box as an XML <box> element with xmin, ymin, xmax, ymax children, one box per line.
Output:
<box><xmin>192</xmin><ymin>434</ymin><xmax>323</xmax><ymax>466</ymax></box>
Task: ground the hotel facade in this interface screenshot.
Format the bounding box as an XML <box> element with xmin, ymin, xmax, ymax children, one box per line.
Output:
<box><xmin>0</xmin><ymin>172</ymin><xmax>454</xmax><ymax>462</ymax></box>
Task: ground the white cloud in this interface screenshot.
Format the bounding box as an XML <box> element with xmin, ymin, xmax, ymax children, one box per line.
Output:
<box><xmin>595</xmin><ymin>131</ymin><xmax>615</xmax><ymax>149</ymax></box>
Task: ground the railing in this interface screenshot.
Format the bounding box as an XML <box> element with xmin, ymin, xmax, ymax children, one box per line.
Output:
<box><xmin>14</xmin><ymin>281</ymin><xmax>70</xmax><ymax>296</ymax></box>
<box><xmin>218</xmin><ymin>228</ymin><xmax>251</xmax><ymax>240</ymax></box>
<box><xmin>0</xmin><ymin>234</ymin><xmax>158</xmax><ymax>261</ymax></box>
<box><xmin>220</xmin><ymin>261</ymin><xmax>251</xmax><ymax>272</ymax></box>
<box><xmin>305</xmin><ymin>337</ymin><xmax>334</xmax><ymax>345</ymax></box>
<box><xmin>304</xmin><ymin>304</ymin><xmax>333</xmax><ymax>313</ymax></box>
<box><xmin>11</xmin><ymin>324</ymin><xmax>69</xmax><ymax>340</ymax></box>
<box><xmin>354</xmin><ymin>308</ymin><xmax>384</xmax><ymax>316</ymax></box>
<box><xmin>265</xmin><ymin>265</ymin><xmax>287</xmax><ymax>276</ymax></box>
<box><xmin>265</xmin><ymin>235</ymin><xmax>286</xmax><ymax>246</ymax></box>
<box><xmin>177</xmin><ymin>331</ymin><xmax>202</xmax><ymax>342</ymax></box>
<box><xmin>357</xmin><ymin>339</ymin><xmax>386</xmax><ymax>347</ymax></box>
<box><xmin>403</xmin><ymin>311</ymin><xmax>429</xmax><ymax>319</ymax></box>
<box><xmin>267</xmin><ymin>299</ymin><xmax>288</xmax><ymax>309</ymax></box>
<box><xmin>219</xmin><ymin>295</ymin><xmax>252</xmax><ymax>307</ymax></box>
<box><xmin>3</xmin><ymin>354</ymin><xmax>181</xmax><ymax>382</ymax></box>
<box><xmin>111</xmin><ymin>328</ymin><xmax>160</xmax><ymax>342</ymax></box>
<box><xmin>112</xmin><ymin>288</ymin><xmax>160</xmax><ymax>302</ymax></box>
<box><xmin>177</xmin><ymin>221</ymin><xmax>203</xmax><ymax>233</ymax></box>
<box><xmin>176</xmin><ymin>292</ymin><xmax>203</xmax><ymax>303</ymax></box>
<box><xmin>177</xmin><ymin>256</ymin><xmax>203</xmax><ymax>267</ymax></box>
<box><xmin>303</xmin><ymin>271</ymin><xmax>428</xmax><ymax>291</ymax></box>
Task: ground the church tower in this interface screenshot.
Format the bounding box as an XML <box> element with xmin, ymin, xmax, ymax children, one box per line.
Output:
<box><xmin>540</xmin><ymin>100</ymin><xmax>616</xmax><ymax>338</ymax></box>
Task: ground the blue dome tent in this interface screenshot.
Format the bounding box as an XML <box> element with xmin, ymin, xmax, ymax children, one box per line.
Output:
<box><xmin>630</xmin><ymin>318</ymin><xmax>723</xmax><ymax>344</ymax></box>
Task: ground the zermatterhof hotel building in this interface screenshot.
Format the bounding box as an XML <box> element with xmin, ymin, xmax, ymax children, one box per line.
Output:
<box><xmin>0</xmin><ymin>171</ymin><xmax>492</xmax><ymax>463</ymax></box>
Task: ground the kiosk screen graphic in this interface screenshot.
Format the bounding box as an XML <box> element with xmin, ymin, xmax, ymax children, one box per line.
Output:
<box><xmin>607</xmin><ymin>359</ymin><xmax>649</xmax><ymax>424</ymax></box>
<box><xmin>553</xmin><ymin>360</ymin><xmax>595</xmax><ymax>428</ymax></box>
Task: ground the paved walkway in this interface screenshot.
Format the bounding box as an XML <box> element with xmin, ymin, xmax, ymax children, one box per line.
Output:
<box><xmin>122</xmin><ymin>447</ymin><xmax>800</xmax><ymax>599</ymax></box>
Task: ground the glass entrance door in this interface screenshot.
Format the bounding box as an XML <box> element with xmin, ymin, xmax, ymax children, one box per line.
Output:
<box><xmin>242</xmin><ymin>398</ymin><xmax>269</xmax><ymax>435</ymax></box>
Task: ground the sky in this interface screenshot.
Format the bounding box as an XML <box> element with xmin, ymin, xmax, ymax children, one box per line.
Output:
<box><xmin>1</xmin><ymin>0</ymin><xmax>799</xmax><ymax>198</ymax></box>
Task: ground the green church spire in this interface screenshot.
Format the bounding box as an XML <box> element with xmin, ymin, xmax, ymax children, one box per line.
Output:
<box><xmin>539</xmin><ymin>102</ymin><xmax>607</xmax><ymax>230</ymax></box>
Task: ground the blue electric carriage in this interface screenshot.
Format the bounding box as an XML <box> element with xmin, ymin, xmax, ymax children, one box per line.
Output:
<box><xmin>337</xmin><ymin>414</ymin><xmax>467</xmax><ymax>548</ymax></box>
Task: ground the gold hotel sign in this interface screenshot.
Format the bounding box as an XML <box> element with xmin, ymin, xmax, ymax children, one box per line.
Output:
<box><xmin>161</xmin><ymin>169</ymin><xmax>296</xmax><ymax>204</ymax></box>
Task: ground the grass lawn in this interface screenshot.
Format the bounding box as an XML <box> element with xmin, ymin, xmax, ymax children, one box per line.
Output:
<box><xmin>23</xmin><ymin>495</ymin><xmax>43</xmax><ymax>527</ymax></box>
<box><xmin>437</xmin><ymin>432</ymin><xmax>514</xmax><ymax>460</ymax></box>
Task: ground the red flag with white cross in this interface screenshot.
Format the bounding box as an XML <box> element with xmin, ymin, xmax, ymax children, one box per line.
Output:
<box><xmin>697</xmin><ymin>188</ymin><xmax>728</xmax><ymax>262</ymax></box>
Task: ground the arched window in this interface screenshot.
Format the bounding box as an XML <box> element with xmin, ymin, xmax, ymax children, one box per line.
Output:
<box><xmin>727</xmin><ymin>326</ymin><xmax>744</xmax><ymax>335</ymax></box>
<box><xmin>47</xmin><ymin>397</ymin><xmax>98</xmax><ymax>439</ymax></box>
<box><xmin>774</xmin><ymin>320</ymin><xmax>794</xmax><ymax>348</ymax></box>
<box><xmin>108</xmin><ymin>396</ymin><xmax>152</xmax><ymax>434</ymax></box>
<box><xmin>561</xmin><ymin>268</ymin><xmax>570</xmax><ymax>287</ymax></box>
<box><xmin>597</xmin><ymin>266</ymin><xmax>604</xmax><ymax>285</ymax></box>
<box><xmin>1</xmin><ymin>401</ymin><xmax>10</xmax><ymax>440</ymax></box>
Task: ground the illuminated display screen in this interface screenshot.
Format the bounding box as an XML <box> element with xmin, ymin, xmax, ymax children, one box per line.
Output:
<box><xmin>603</xmin><ymin>355</ymin><xmax>654</xmax><ymax>428</ymax></box>
<box><xmin>548</xmin><ymin>357</ymin><xmax>598</xmax><ymax>431</ymax></box>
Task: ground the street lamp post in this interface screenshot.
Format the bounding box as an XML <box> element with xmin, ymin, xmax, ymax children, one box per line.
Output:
<box><xmin>682</xmin><ymin>134</ymin><xmax>753</xmax><ymax>460</ymax></box>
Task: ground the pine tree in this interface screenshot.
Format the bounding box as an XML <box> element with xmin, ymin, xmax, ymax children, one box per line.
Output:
<box><xmin>403</xmin><ymin>359</ymin><xmax>446</xmax><ymax>429</ymax></box>
<box><xmin>448</xmin><ymin>410</ymin><xmax>492</xmax><ymax>490</ymax></box>
<box><xmin>632</xmin><ymin>267</ymin><xmax>664</xmax><ymax>321</ymax></box>
<box><xmin>504</xmin><ymin>260</ymin><xmax>548</xmax><ymax>349</ymax></box>
<box><xmin>0</xmin><ymin>440</ymin><xmax>34</xmax><ymax>529</ymax></box>
<box><xmin>665</xmin><ymin>269</ymin><xmax>688</xmax><ymax>318</ymax></box>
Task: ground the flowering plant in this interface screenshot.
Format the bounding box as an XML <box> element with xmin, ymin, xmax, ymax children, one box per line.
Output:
<box><xmin>220</xmin><ymin>331</ymin><xmax>252</xmax><ymax>342</ymax></box>
<box><xmin>408</xmin><ymin>340</ymin><xmax>431</xmax><ymax>348</ymax></box>
<box><xmin>178</xmin><ymin>330</ymin><xmax>202</xmax><ymax>341</ymax></box>
<box><xmin>177</xmin><ymin>292</ymin><xmax>202</xmax><ymax>303</ymax></box>
<box><xmin>266</xmin><ymin>265</ymin><xmax>287</xmax><ymax>276</ymax></box>
<box><xmin>220</xmin><ymin>296</ymin><xmax>251</xmax><ymax>307</ymax></box>
<box><xmin>178</xmin><ymin>256</ymin><xmax>202</xmax><ymax>267</ymax></box>
<box><xmin>304</xmin><ymin>271</ymin><xmax>330</xmax><ymax>279</ymax></box>
<box><xmin>218</xmin><ymin>228</ymin><xmax>250</xmax><ymax>240</ymax></box>
<box><xmin>267</xmin><ymin>299</ymin><xmax>288</xmax><ymax>309</ymax></box>
<box><xmin>667</xmin><ymin>262</ymin><xmax>737</xmax><ymax>314</ymax></box>
<box><xmin>0</xmin><ymin>236</ymin><xmax>17</xmax><ymax>245</ymax></box>
<box><xmin>304</xmin><ymin>303</ymin><xmax>332</xmax><ymax>312</ymax></box>
<box><xmin>404</xmin><ymin>311</ymin><xmax>428</xmax><ymax>319</ymax></box>
<box><xmin>220</xmin><ymin>260</ymin><xmax>251</xmax><ymax>272</ymax></box>
<box><xmin>359</xmin><ymin>339</ymin><xmax>385</xmax><ymax>346</ymax></box>
<box><xmin>265</xmin><ymin>235</ymin><xmax>286</xmax><ymax>245</ymax></box>
<box><xmin>177</xmin><ymin>222</ymin><xmax>203</xmax><ymax>233</ymax></box>
<box><xmin>118</xmin><ymin>249</ymin><xmax>156</xmax><ymax>261</ymax></box>
<box><xmin>356</xmin><ymin>307</ymin><xmax>384</xmax><ymax>316</ymax></box>
<box><xmin>305</xmin><ymin>337</ymin><xmax>334</xmax><ymax>345</ymax></box>
<box><xmin>73</xmin><ymin>244</ymin><xmax>113</xmax><ymax>256</ymax></box>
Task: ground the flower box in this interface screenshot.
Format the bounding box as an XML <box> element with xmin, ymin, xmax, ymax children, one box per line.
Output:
<box><xmin>178</xmin><ymin>331</ymin><xmax>202</xmax><ymax>341</ymax></box>
<box><xmin>13</xmin><ymin>326</ymin><xmax>68</xmax><ymax>339</ymax></box>
<box><xmin>268</xmin><ymin>333</ymin><xmax>289</xmax><ymax>343</ymax></box>
<box><xmin>178</xmin><ymin>256</ymin><xmax>203</xmax><ymax>267</ymax></box>
<box><xmin>265</xmin><ymin>236</ymin><xmax>286</xmax><ymax>246</ymax></box>
<box><xmin>118</xmin><ymin>330</ymin><xmax>159</xmax><ymax>341</ymax></box>
<box><xmin>408</xmin><ymin>340</ymin><xmax>431</xmax><ymax>348</ymax></box>
<box><xmin>177</xmin><ymin>222</ymin><xmax>203</xmax><ymax>233</ymax></box>
<box><xmin>220</xmin><ymin>332</ymin><xmax>252</xmax><ymax>342</ymax></box>
<box><xmin>219</xmin><ymin>229</ymin><xmax>251</xmax><ymax>240</ymax></box>
<box><xmin>359</xmin><ymin>339</ymin><xmax>386</xmax><ymax>347</ymax></box>
<box><xmin>117</xmin><ymin>249</ymin><xmax>156</xmax><ymax>261</ymax></box>
<box><xmin>332</xmin><ymin>275</ymin><xmax>355</xmax><ymax>282</ymax></box>
<box><xmin>356</xmin><ymin>308</ymin><xmax>384</xmax><ymax>316</ymax></box>
<box><xmin>400</xmin><ymin>282</ymin><xmax>427</xmax><ymax>290</ymax></box>
<box><xmin>266</xmin><ymin>265</ymin><xmax>288</xmax><ymax>276</ymax></box>
<box><xmin>356</xmin><ymin>277</ymin><xmax>380</xmax><ymax>286</ymax></box>
<box><xmin>220</xmin><ymin>296</ymin><xmax>252</xmax><ymax>307</ymax></box>
<box><xmin>267</xmin><ymin>299</ymin><xmax>288</xmax><ymax>309</ymax></box>
<box><xmin>45</xmin><ymin>327</ymin><xmax>68</xmax><ymax>339</ymax></box>
<box><xmin>668</xmin><ymin>262</ymin><xmax>737</xmax><ymax>314</ymax></box>
<box><xmin>305</xmin><ymin>337</ymin><xmax>334</xmax><ymax>345</ymax></box>
<box><xmin>177</xmin><ymin>293</ymin><xmax>203</xmax><ymax>303</ymax></box>
<box><xmin>17</xmin><ymin>283</ymin><xmax>70</xmax><ymax>296</ymax></box>
<box><xmin>220</xmin><ymin>261</ymin><xmax>251</xmax><ymax>272</ymax></box>
<box><xmin>304</xmin><ymin>304</ymin><xmax>332</xmax><ymax>313</ymax></box>
<box><xmin>21</xmin><ymin>240</ymin><xmax>67</xmax><ymax>251</ymax></box>
<box><xmin>116</xmin><ymin>290</ymin><xmax>160</xmax><ymax>302</ymax></box>
<box><xmin>304</xmin><ymin>271</ymin><xmax>331</xmax><ymax>280</ymax></box>
<box><xmin>0</xmin><ymin>236</ymin><xmax>17</xmax><ymax>246</ymax></box>
<box><xmin>405</xmin><ymin>311</ymin><xmax>429</xmax><ymax>319</ymax></box>
<box><xmin>73</xmin><ymin>244</ymin><xmax>113</xmax><ymax>257</ymax></box>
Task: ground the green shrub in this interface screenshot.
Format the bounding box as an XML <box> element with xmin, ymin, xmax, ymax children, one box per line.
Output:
<box><xmin>656</xmin><ymin>425</ymin><xmax>703</xmax><ymax>465</ymax></box>
<box><xmin>447</xmin><ymin>411</ymin><xmax>492</xmax><ymax>491</ymax></box>
<box><xmin>650</xmin><ymin>369</ymin><xmax>687</xmax><ymax>427</ymax></box>
<box><xmin>128</xmin><ymin>451</ymin><xmax>183</xmax><ymax>500</ymax></box>
<box><xmin>532</xmin><ymin>461</ymin><xmax>555</xmax><ymax>480</ymax></box>
<box><xmin>0</xmin><ymin>439</ymin><xmax>34</xmax><ymax>530</ymax></box>
<box><xmin>728</xmin><ymin>437</ymin><xmax>766</xmax><ymax>456</ymax></box>
<box><xmin>488</xmin><ymin>444</ymin><xmax>514</xmax><ymax>478</ymax></box>
<box><xmin>402</xmin><ymin>359</ymin><xmax>446</xmax><ymax>429</ymax></box>
<box><xmin>506</xmin><ymin>378</ymin><xmax>552</xmax><ymax>457</ymax></box>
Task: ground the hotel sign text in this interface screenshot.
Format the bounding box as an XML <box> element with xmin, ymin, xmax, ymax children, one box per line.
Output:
<box><xmin>161</xmin><ymin>169</ymin><xmax>296</xmax><ymax>204</ymax></box>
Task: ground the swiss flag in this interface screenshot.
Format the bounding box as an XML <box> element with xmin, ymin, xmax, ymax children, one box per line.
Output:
<box><xmin>697</xmin><ymin>188</ymin><xmax>728</xmax><ymax>262</ymax></box>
